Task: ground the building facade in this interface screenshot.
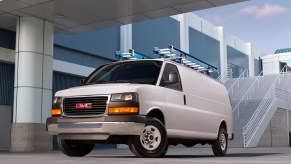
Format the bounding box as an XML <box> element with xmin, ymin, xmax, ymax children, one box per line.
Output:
<box><xmin>261</xmin><ymin>48</ymin><xmax>291</xmax><ymax>75</ymax></box>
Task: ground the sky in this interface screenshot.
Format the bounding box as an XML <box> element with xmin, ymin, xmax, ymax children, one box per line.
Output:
<box><xmin>194</xmin><ymin>0</ymin><xmax>291</xmax><ymax>55</ymax></box>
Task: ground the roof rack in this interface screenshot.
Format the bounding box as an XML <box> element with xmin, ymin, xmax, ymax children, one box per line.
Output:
<box><xmin>115</xmin><ymin>45</ymin><xmax>218</xmax><ymax>76</ymax></box>
<box><xmin>153</xmin><ymin>45</ymin><xmax>218</xmax><ymax>74</ymax></box>
<box><xmin>115</xmin><ymin>49</ymin><xmax>151</xmax><ymax>60</ymax></box>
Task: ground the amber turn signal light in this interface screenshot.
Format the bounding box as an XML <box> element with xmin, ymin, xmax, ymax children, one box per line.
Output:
<box><xmin>108</xmin><ymin>107</ymin><xmax>138</xmax><ymax>115</ymax></box>
<box><xmin>52</xmin><ymin>108</ymin><xmax>61</xmax><ymax>116</ymax></box>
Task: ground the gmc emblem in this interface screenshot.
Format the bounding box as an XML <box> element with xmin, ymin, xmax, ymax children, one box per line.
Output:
<box><xmin>75</xmin><ymin>103</ymin><xmax>92</xmax><ymax>109</ymax></box>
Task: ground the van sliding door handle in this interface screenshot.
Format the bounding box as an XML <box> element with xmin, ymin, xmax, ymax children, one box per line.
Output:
<box><xmin>183</xmin><ymin>95</ymin><xmax>186</xmax><ymax>105</ymax></box>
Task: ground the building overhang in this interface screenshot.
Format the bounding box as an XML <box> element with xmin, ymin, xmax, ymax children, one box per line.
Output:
<box><xmin>0</xmin><ymin>0</ymin><xmax>247</xmax><ymax>34</ymax></box>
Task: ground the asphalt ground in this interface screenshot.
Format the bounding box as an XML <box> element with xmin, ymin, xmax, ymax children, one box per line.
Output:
<box><xmin>1</xmin><ymin>147</ymin><xmax>291</xmax><ymax>164</ymax></box>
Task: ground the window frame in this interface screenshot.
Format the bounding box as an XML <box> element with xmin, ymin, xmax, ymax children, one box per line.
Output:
<box><xmin>159</xmin><ymin>63</ymin><xmax>183</xmax><ymax>92</ymax></box>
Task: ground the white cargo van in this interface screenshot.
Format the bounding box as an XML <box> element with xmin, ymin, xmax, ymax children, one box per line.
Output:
<box><xmin>47</xmin><ymin>59</ymin><xmax>233</xmax><ymax>158</ymax></box>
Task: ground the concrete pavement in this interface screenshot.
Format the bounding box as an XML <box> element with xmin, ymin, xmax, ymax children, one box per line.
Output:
<box><xmin>1</xmin><ymin>147</ymin><xmax>291</xmax><ymax>164</ymax></box>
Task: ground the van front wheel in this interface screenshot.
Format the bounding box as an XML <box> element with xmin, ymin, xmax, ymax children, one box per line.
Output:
<box><xmin>212</xmin><ymin>127</ymin><xmax>228</xmax><ymax>156</ymax></box>
<box><xmin>128</xmin><ymin>117</ymin><xmax>168</xmax><ymax>158</ymax></box>
<box><xmin>57</xmin><ymin>138</ymin><xmax>94</xmax><ymax>157</ymax></box>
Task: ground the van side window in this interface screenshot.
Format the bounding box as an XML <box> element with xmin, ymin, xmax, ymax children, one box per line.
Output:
<box><xmin>160</xmin><ymin>63</ymin><xmax>183</xmax><ymax>91</ymax></box>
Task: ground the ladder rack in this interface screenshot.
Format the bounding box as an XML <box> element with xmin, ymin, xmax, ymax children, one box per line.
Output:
<box><xmin>115</xmin><ymin>45</ymin><xmax>218</xmax><ymax>76</ymax></box>
<box><xmin>153</xmin><ymin>45</ymin><xmax>218</xmax><ymax>74</ymax></box>
<box><xmin>115</xmin><ymin>49</ymin><xmax>151</xmax><ymax>60</ymax></box>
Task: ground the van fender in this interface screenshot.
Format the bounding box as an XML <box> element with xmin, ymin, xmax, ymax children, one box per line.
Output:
<box><xmin>144</xmin><ymin>106</ymin><xmax>166</xmax><ymax>125</ymax></box>
<box><xmin>145</xmin><ymin>106</ymin><xmax>164</xmax><ymax>115</ymax></box>
<box><xmin>217</xmin><ymin>119</ymin><xmax>232</xmax><ymax>139</ymax></box>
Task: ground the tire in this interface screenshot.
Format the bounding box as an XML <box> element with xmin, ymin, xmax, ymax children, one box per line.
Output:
<box><xmin>212</xmin><ymin>127</ymin><xmax>228</xmax><ymax>156</ymax></box>
<box><xmin>57</xmin><ymin>137</ymin><xmax>94</xmax><ymax>157</ymax></box>
<box><xmin>129</xmin><ymin>140</ymin><xmax>169</xmax><ymax>157</ymax></box>
<box><xmin>128</xmin><ymin>140</ymin><xmax>141</xmax><ymax>157</ymax></box>
<box><xmin>128</xmin><ymin>117</ymin><xmax>168</xmax><ymax>158</ymax></box>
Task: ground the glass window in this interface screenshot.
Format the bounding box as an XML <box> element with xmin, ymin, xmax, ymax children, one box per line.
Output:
<box><xmin>84</xmin><ymin>61</ymin><xmax>162</xmax><ymax>85</ymax></box>
<box><xmin>227</xmin><ymin>63</ymin><xmax>248</xmax><ymax>78</ymax></box>
<box><xmin>279</xmin><ymin>61</ymin><xmax>291</xmax><ymax>72</ymax></box>
<box><xmin>160</xmin><ymin>63</ymin><xmax>182</xmax><ymax>91</ymax></box>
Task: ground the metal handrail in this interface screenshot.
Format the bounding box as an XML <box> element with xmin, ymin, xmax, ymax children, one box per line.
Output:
<box><xmin>243</xmin><ymin>84</ymin><xmax>276</xmax><ymax>147</ymax></box>
<box><xmin>217</xmin><ymin>68</ymin><xmax>232</xmax><ymax>84</ymax></box>
<box><xmin>228</xmin><ymin>69</ymin><xmax>249</xmax><ymax>95</ymax></box>
<box><xmin>232</xmin><ymin>70</ymin><xmax>263</xmax><ymax>117</ymax></box>
<box><xmin>274</xmin><ymin>84</ymin><xmax>291</xmax><ymax>102</ymax></box>
<box><xmin>242</xmin><ymin>65</ymin><xmax>288</xmax><ymax>147</ymax></box>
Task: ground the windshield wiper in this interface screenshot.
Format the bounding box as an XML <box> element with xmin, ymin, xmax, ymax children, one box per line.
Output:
<box><xmin>102</xmin><ymin>80</ymin><xmax>147</xmax><ymax>84</ymax></box>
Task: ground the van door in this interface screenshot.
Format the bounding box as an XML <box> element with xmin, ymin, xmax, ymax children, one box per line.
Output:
<box><xmin>160</xmin><ymin>63</ymin><xmax>188</xmax><ymax>133</ymax></box>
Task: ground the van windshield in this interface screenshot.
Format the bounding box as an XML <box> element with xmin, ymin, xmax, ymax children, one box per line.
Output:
<box><xmin>84</xmin><ymin>61</ymin><xmax>163</xmax><ymax>85</ymax></box>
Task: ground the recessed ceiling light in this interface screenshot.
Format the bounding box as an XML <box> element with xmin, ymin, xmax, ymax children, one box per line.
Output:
<box><xmin>54</xmin><ymin>13</ymin><xmax>67</xmax><ymax>18</ymax></box>
<box><xmin>57</xmin><ymin>15</ymin><xmax>65</xmax><ymax>18</ymax></box>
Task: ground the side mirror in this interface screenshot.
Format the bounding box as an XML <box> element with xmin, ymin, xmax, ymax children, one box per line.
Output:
<box><xmin>169</xmin><ymin>72</ymin><xmax>179</xmax><ymax>84</ymax></box>
<box><xmin>80</xmin><ymin>79</ymin><xmax>85</xmax><ymax>85</ymax></box>
<box><xmin>164</xmin><ymin>72</ymin><xmax>179</xmax><ymax>85</ymax></box>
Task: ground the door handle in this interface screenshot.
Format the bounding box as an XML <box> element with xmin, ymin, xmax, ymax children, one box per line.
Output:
<box><xmin>183</xmin><ymin>95</ymin><xmax>186</xmax><ymax>105</ymax></box>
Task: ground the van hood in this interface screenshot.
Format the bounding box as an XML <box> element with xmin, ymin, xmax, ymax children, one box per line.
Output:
<box><xmin>55</xmin><ymin>83</ymin><xmax>145</xmax><ymax>97</ymax></box>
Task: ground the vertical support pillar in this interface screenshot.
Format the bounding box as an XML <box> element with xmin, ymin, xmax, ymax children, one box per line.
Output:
<box><xmin>179</xmin><ymin>13</ymin><xmax>189</xmax><ymax>53</ymax></box>
<box><xmin>118</xmin><ymin>24</ymin><xmax>132</xmax><ymax>149</ymax></box>
<box><xmin>120</xmin><ymin>24</ymin><xmax>132</xmax><ymax>52</ymax></box>
<box><xmin>218</xmin><ymin>26</ymin><xmax>228</xmax><ymax>81</ymax></box>
<box><xmin>247</xmin><ymin>43</ymin><xmax>254</xmax><ymax>77</ymax></box>
<box><xmin>11</xmin><ymin>17</ymin><xmax>53</xmax><ymax>152</ymax></box>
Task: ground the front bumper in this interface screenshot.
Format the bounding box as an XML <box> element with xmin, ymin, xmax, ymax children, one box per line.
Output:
<box><xmin>46</xmin><ymin>115</ymin><xmax>146</xmax><ymax>140</ymax></box>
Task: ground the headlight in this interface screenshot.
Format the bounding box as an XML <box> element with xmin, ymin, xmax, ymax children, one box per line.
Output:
<box><xmin>52</xmin><ymin>96</ymin><xmax>62</xmax><ymax>116</ymax></box>
<box><xmin>111</xmin><ymin>93</ymin><xmax>138</xmax><ymax>102</ymax></box>
<box><xmin>108</xmin><ymin>93</ymin><xmax>139</xmax><ymax>115</ymax></box>
<box><xmin>53</xmin><ymin>97</ymin><xmax>62</xmax><ymax>104</ymax></box>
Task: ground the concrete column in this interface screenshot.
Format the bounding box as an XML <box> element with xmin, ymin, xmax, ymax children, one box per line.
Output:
<box><xmin>120</xmin><ymin>24</ymin><xmax>132</xmax><ymax>52</ymax></box>
<box><xmin>119</xmin><ymin>24</ymin><xmax>132</xmax><ymax>149</ymax></box>
<box><xmin>218</xmin><ymin>26</ymin><xmax>228</xmax><ymax>81</ymax></box>
<box><xmin>180</xmin><ymin>14</ymin><xmax>189</xmax><ymax>53</ymax></box>
<box><xmin>11</xmin><ymin>17</ymin><xmax>53</xmax><ymax>152</ymax></box>
<box><xmin>247</xmin><ymin>43</ymin><xmax>254</xmax><ymax>77</ymax></box>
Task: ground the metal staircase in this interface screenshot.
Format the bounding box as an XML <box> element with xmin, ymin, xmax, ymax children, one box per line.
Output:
<box><xmin>242</xmin><ymin>69</ymin><xmax>291</xmax><ymax>147</ymax></box>
<box><xmin>227</xmin><ymin>65</ymin><xmax>291</xmax><ymax>148</ymax></box>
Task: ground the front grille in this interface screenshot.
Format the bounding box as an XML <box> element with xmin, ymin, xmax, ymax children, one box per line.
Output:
<box><xmin>63</xmin><ymin>96</ymin><xmax>108</xmax><ymax>116</ymax></box>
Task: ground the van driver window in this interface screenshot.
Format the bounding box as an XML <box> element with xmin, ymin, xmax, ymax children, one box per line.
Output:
<box><xmin>160</xmin><ymin>63</ymin><xmax>183</xmax><ymax>91</ymax></box>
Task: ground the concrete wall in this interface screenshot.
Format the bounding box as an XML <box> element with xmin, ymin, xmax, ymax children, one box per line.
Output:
<box><xmin>0</xmin><ymin>105</ymin><xmax>12</xmax><ymax>150</ymax></box>
<box><xmin>257</xmin><ymin>109</ymin><xmax>289</xmax><ymax>147</ymax></box>
<box><xmin>289</xmin><ymin>111</ymin><xmax>291</xmax><ymax>146</ymax></box>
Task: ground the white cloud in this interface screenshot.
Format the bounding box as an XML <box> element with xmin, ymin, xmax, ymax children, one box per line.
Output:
<box><xmin>202</xmin><ymin>14</ymin><xmax>234</xmax><ymax>25</ymax></box>
<box><xmin>239</xmin><ymin>4</ymin><xmax>290</xmax><ymax>19</ymax></box>
<box><xmin>200</xmin><ymin>4</ymin><xmax>290</xmax><ymax>25</ymax></box>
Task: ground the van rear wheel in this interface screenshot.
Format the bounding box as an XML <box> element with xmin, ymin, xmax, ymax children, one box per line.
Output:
<box><xmin>57</xmin><ymin>137</ymin><xmax>94</xmax><ymax>157</ymax></box>
<box><xmin>128</xmin><ymin>117</ymin><xmax>168</xmax><ymax>158</ymax></box>
<box><xmin>212</xmin><ymin>127</ymin><xmax>228</xmax><ymax>156</ymax></box>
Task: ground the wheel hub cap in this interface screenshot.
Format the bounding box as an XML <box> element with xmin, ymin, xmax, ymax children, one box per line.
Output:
<box><xmin>220</xmin><ymin>133</ymin><xmax>226</xmax><ymax>151</ymax></box>
<box><xmin>140</xmin><ymin>125</ymin><xmax>161</xmax><ymax>150</ymax></box>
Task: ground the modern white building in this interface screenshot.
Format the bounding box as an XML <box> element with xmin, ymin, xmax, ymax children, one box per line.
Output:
<box><xmin>261</xmin><ymin>48</ymin><xmax>291</xmax><ymax>75</ymax></box>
